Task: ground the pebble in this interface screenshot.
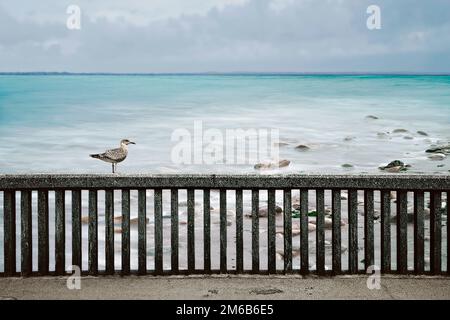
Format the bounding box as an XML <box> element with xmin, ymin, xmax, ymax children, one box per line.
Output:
<box><xmin>393</xmin><ymin>128</ymin><xmax>409</xmax><ymax>133</ymax></box>
<box><xmin>428</xmin><ymin>153</ymin><xmax>446</xmax><ymax>161</ymax></box>
<box><xmin>417</xmin><ymin>131</ymin><xmax>428</xmax><ymax>136</ymax></box>
<box><xmin>254</xmin><ymin>159</ymin><xmax>291</xmax><ymax>170</ymax></box>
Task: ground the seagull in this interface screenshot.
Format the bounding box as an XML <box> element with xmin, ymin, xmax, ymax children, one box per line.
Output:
<box><xmin>90</xmin><ymin>139</ymin><xmax>136</xmax><ymax>173</ymax></box>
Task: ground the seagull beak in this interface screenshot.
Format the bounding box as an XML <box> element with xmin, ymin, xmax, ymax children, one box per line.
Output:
<box><xmin>129</xmin><ymin>141</ymin><xmax>136</xmax><ymax>145</ymax></box>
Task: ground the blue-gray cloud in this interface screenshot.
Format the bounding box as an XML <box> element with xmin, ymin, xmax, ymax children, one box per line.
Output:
<box><xmin>0</xmin><ymin>0</ymin><xmax>449</xmax><ymax>72</ymax></box>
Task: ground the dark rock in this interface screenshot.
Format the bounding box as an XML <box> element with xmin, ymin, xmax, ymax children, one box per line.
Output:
<box><xmin>417</xmin><ymin>131</ymin><xmax>428</xmax><ymax>136</ymax></box>
<box><xmin>366</xmin><ymin>115</ymin><xmax>379</xmax><ymax>120</ymax></box>
<box><xmin>393</xmin><ymin>129</ymin><xmax>409</xmax><ymax>133</ymax></box>
<box><xmin>341</xmin><ymin>163</ymin><xmax>354</xmax><ymax>168</ymax></box>
<box><xmin>426</xmin><ymin>145</ymin><xmax>450</xmax><ymax>154</ymax></box>
<box><xmin>295</xmin><ymin>144</ymin><xmax>310</xmax><ymax>151</ymax></box>
<box><xmin>379</xmin><ymin>160</ymin><xmax>409</xmax><ymax>172</ymax></box>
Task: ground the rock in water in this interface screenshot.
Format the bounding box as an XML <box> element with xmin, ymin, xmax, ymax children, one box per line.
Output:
<box><xmin>428</xmin><ymin>153</ymin><xmax>446</xmax><ymax>161</ymax></box>
<box><xmin>393</xmin><ymin>128</ymin><xmax>409</xmax><ymax>133</ymax></box>
<box><xmin>365</xmin><ymin>115</ymin><xmax>379</xmax><ymax>120</ymax></box>
<box><xmin>417</xmin><ymin>131</ymin><xmax>428</xmax><ymax>136</ymax></box>
<box><xmin>295</xmin><ymin>144</ymin><xmax>310</xmax><ymax>151</ymax></box>
<box><xmin>278</xmin><ymin>159</ymin><xmax>291</xmax><ymax>168</ymax></box>
<box><xmin>254</xmin><ymin>159</ymin><xmax>291</xmax><ymax>170</ymax></box>
<box><xmin>379</xmin><ymin>160</ymin><xmax>409</xmax><ymax>172</ymax></box>
<box><xmin>426</xmin><ymin>145</ymin><xmax>450</xmax><ymax>155</ymax></box>
<box><xmin>341</xmin><ymin>163</ymin><xmax>354</xmax><ymax>168</ymax></box>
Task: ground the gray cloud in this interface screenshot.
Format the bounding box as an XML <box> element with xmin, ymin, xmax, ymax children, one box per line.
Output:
<box><xmin>0</xmin><ymin>0</ymin><xmax>449</xmax><ymax>72</ymax></box>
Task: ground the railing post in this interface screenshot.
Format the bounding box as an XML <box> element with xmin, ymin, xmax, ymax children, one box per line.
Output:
<box><xmin>300</xmin><ymin>189</ymin><xmax>309</xmax><ymax>274</ymax></box>
<box><xmin>171</xmin><ymin>189</ymin><xmax>179</xmax><ymax>273</ymax></box>
<box><xmin>414</xmin><ymin>191</ymin><xmax>424</xmax><ymax>274</ymax></box>
<box><xmin>72</xmin><ymin>189</ymin><xmax>82</xmax><ymax>272</ymax></box>
<box><xmin>121</xmin><ymin>189</ymin><xmax>131</xmax><ymax>275</ymax></box>
<box><xmin>21</xmin><ymin>190</ymin><xmax>32</xmax><ymax>277</ymax></box>
<box><xmin>251</xmin><ymin>189</ymin><xmax>259</xmax><ymax>273</ymax></box>
<box><xmin>38</xmin><ymin>190</ymin><xmax>49</xmax><ymax>276</ymax></box>
<box><xmin>88</xmin><ymin>190</ymin><xmax>98</xmax><ymax>275</ymax></box>
<box><xmin>236</xmin><ymin>189</ymin><xmax>244</xmax><ymax>273</ymax></box>
<box><xmin>430</xmin><ymin>191</ymin><xmax>442</xmax><ymax>275</ymax></box>
<box><xmin>203</xmin><ymin>190</ymin><xmax>211</xmax><ymax>273</ymax></box>
<box><xmin>4</xmin><ymin>190</ymin><xmax>16</xmax><ymax>277</ymax></box>
<box><xmin>188</xmin><ymin>189</ymin><xmax>195</xmax><ymax>273</ymax></box>
<box><xmin>220</xmin><ymin>189</ymin><xmax>227</xmax><ymax>273</ymax></box>
<box><xmin>380</xmin><ymin>190</ymin><xmax>391</xmax><ymax>273</ymax></box>
<box><xmin>268</xmin><ymin>189</ymin><xmax>276</xmax><ymax>274</ymax></box>
<box><xmin>316</xmin><ymin>189</ymin><xmax>325</xmax><ymax>275</ymax></box>
<box><xmin>105</xmin><ymin>189</ymin><xmax>114</xmax><ymax>275</ymax></box>
<box><xmin>364</xmin><ymin>190</ymin><xmax>374</xmax><ymax>271</ymax></box>
<box><xmin>396</xmin><ymin>190</ymin><xmax>408</xmax><ymax>273</ymax></box>
<box><xmin>348</xmin><ymin>189</ymin><xmax>358</xmax><ymax>274</ymax></box>
<box><xmin>283</xmin><ymin>189</ymin><xmax>292</xmax><ymax>273</ymax></box>
<box><xmin>154</xmin><ymin>188</ymin><xmax>163</xmax><ymax>275</ymax></box>
<box><xmin>331</xmin><ymin>189</ymin><xmax>341</xmax><ymax>274</ymax></box>
<box><xmin>138</xmin><ymin>189</ymin><xmax>147</xmax><ymax>275</ymax></box>
<box><xmin>55</xmin><ymin>190</ymin><xmax>65</xmax><ymax>276</ymax></box>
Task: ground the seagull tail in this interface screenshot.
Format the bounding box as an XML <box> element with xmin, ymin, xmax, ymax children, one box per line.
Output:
<box><xmin>90</xmin><ymin>154</ymin><xmax>101</xmax><ymax>159</ymax></box>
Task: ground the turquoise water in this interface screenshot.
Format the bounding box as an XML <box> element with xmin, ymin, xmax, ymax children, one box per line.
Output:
<box><xmin>0</xmin><ymin>74</ymin><xmax>449</xmax><ymax>174</ymax></box>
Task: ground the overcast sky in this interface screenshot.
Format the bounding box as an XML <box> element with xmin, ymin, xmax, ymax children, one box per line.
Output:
<box><xmin>0</xmin><ymin>0</ymin><xmax>449</xmax><ymax>73</ymax></box>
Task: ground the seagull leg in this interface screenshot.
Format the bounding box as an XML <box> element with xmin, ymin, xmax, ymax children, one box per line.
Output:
<box><xmin>112</xmin><ymin>163</ymin><xmax>115</xmax><ymax>174</ymax></box>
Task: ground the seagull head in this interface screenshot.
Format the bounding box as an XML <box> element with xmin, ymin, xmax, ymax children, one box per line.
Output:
<box><xmin>120</xmin><ymin>139</ymin><xmax>136</xmax><ymax>146</ymax></box>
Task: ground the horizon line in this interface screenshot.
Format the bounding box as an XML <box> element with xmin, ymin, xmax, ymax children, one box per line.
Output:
<box><xmin>1</xmin><ymin>71</ymin><xmax>450</xmax><ymax>76</ymax></box>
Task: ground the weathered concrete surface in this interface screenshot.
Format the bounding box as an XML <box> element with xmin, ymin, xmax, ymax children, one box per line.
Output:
<box><xmin>0</xmin><ymin>275</ymin><xmax>449</xmax><ymax>300</ymax></box>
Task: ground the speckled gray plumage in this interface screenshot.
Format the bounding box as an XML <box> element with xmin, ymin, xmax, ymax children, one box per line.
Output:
<box><xmin>91</xmin><ymin>147</ymin><xmax>128</xmax><ymax>163</ymax></box>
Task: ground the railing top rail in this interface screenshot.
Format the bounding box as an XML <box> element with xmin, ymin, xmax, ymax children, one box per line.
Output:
<box><xmin>0</xmin><ymin>174</ymin><xmax>448</xmax><ymax>190</ymax></box>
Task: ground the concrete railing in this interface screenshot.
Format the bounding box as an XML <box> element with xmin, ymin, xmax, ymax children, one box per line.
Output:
<box><xmin>0</xmin><ymin>174</ymin><xmax>449</xmax><ymax>276</ymax></box>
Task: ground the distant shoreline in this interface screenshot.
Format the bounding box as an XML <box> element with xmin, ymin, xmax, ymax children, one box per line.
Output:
<box><xmin>1</xmin><ymin>72</ymin><xmax>450</xmax><ymax>76</ymax></box>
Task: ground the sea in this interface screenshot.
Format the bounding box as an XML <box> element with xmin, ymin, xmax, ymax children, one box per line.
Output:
<box><xmin>0</xmin><ymin>74</ymin><xmax>449</xmax><ymax>174</ymax></box>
